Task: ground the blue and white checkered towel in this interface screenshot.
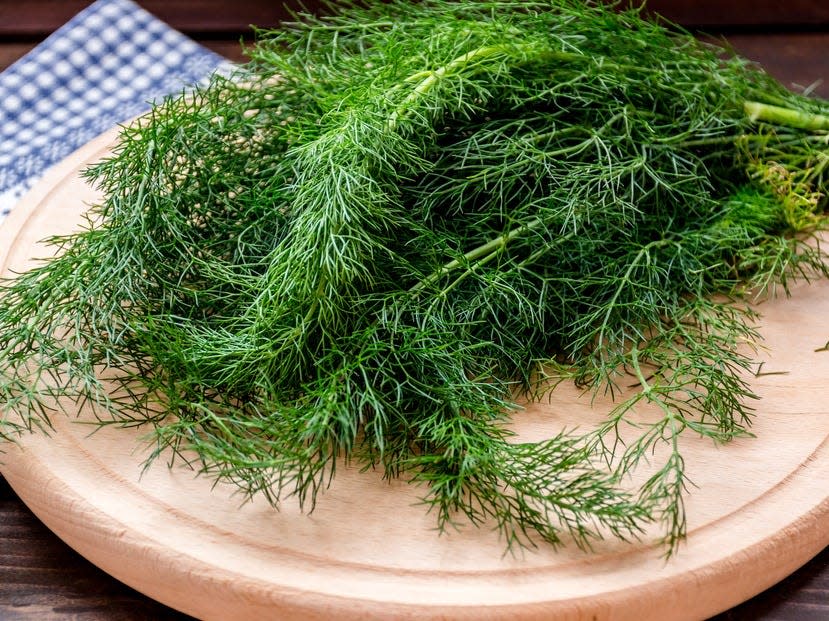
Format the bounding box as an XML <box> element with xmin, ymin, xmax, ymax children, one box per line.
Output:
<box><xmin>0</xmin><ymin>0</ymin><xmax>230</xmax><ymax>220</ymax></box>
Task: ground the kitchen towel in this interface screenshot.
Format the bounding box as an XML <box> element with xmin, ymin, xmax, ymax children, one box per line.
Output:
<box><xmin>0</xmin><ymin>0</ymin><xmax>230</xmax><ymax>221</ymax></box>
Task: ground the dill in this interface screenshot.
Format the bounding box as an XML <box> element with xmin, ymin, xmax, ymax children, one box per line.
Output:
<box><xmin>2</xmin><ymin>0</ymin><xmax>829</xmax><ymax>555</ymax></box>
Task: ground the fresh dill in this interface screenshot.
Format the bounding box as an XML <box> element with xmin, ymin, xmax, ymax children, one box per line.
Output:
<box><xmin>2</xmin><ymin>0</ymin><xmax>829</xmax><ymax>555</ymax></box>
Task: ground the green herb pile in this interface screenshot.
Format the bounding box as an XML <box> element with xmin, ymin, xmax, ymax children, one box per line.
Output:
<box><xmin>2</xmin><ymin>0</ymin><xmax>829</xmax><ymax>554</ymax></box>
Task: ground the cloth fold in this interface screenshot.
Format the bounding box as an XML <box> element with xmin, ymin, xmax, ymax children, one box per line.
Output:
<box><xmin>0</xmin><ymin>0</ymin><xmax>230</xmax><ymax>221</ymax></box>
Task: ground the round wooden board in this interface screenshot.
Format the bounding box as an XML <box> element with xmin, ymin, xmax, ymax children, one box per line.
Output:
<box><xmin>1</xmin><ymin>127</ymin><xmax>827</xmax><ymax>621</ymax></box>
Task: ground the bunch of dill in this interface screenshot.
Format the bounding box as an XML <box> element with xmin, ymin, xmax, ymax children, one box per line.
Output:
<box><xmin>2</xmin><ymin>0</ymin><xmax>829</xmax><ymax>554</ymax></box>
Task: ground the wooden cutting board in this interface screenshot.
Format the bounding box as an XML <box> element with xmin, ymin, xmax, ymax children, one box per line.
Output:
<box><xmin>0</xmin><ymin>127</ymin><xmax>827</xmax><ymax>621</ymax></box>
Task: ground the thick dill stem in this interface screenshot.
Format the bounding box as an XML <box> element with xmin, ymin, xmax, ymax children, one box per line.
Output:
<box><xmin>629</xmin><ymin>347</ymin><xmax>652</xmax><ymax>395</ymax></box>
<box><xmin>408</xmin><ymin>216</ymin><xmax>545</xmax><ymax>295</ymax></box>
<box><xmin>744</xmin><ymin>100</ymin><xmax>829</xmax><ymax>131</ymax></box>
<box><xmin>388</xmin><ymin>43</ymin><xmax>528</xmax><ymax>131</ymax></box>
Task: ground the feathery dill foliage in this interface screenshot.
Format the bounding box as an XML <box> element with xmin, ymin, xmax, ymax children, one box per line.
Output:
<box><xmin>2</xmin><ymin>0</ymin><xmax>829</xmax><ymax>554</ymax></box>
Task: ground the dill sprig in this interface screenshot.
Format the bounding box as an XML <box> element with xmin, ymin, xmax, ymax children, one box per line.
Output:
<box><xmin>2</xmin><ymin>0</ymin><xmax>829</xmax><ymax>555</ymax></box>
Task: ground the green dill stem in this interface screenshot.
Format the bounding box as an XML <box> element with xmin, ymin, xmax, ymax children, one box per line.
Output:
<box><xmin>427</xmin><ymin>245</ymin><xmax>502</xmax><ymax>310</ymax></box>
<box><xmin>408</xmin><ymin>216</ymin><xmax>545</xmax><ymax>295</ymax></box>
<box><xmin>744</xmin><ymin>100</ymin><xmax>829</xmax><ymax>131</ymax></box>
<box><xmin>127</xmin><ymin>140</ymin><xmax>155</xmax><ymax>215</ymax></box>
<box><xmin>305</xmin><ymin>20</ymin><xmax>397</xmax><ymax>31</ymax></box>
<box><xmin>389</xmin><ymin>44</ymin><xmax>668</xmax><ymax>134</ymax></box>
<box><xmin>673</xmin><ymin>136</ymin><xmax>741</xmax><ymax>149</ymax></box>
<box><xmin>431</xmin><ymin>228</ymin><xmax>581</xmax><ymax>310</ymax></box>
<box><xmin>596</xmin><ymin>238</ymin><xmax>675</xmax><ymax>353</ymax></box>
<box><xmin>629</xmin><ymin>347</ymin><xmax>652</xmax><ymax>394</ymax></box>
<box><xmin>388</xmin><ymin>44</ymin><xmax>524</xmax><ymax>131</ymax></box>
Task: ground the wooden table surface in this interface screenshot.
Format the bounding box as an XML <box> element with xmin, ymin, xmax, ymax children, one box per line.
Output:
<box><xmin>1</xmin><ymin>16</ymin><xmax>828</xmax><ymax>621</ymax></box>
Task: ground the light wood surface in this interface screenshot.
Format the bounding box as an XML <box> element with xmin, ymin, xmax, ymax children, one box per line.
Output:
<box><xmin>0</xmin><ymin>126</ymin><xmax>827</xmax><ymax>621</ymax></box>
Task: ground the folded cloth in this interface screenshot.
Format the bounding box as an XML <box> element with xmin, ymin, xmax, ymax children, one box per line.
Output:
<box><xmin>0</xmin><ymin>0</ymin><xmax>230</xmax><ymax>222</ymax></box>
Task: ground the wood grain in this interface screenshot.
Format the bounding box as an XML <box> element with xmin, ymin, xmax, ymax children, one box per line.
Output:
<box><xmin>641</xmin><ymin>1</ymin><xmax>829</xmax><ymax>27</ymax></box>
<box><xmin>1</xmin><ymin>472</ymin><xmax>825</xmax><ymax>620</ymax></box>
<box><xmin>1</xmin><ymin>1</ymin><xmax>829</xmax><ymax>37</ymax></box>
<box><xmin>720</xmin><ymin>33</ymin><xmax>829</xmax><ymax>98</ymax></box>
<box><xmin>0</xmin><ymin>117</ymin><xmax>828</xmax><ymax>621</ymax></box>
<box><xmin>0</xmin><ymin>1</ymin><xmax>318</xmax><ymax>37</ymax></box>
<box><xmin>0</xmin><ymin>479</ymin><xmax>191</xmax><ymax>620</ymax></box>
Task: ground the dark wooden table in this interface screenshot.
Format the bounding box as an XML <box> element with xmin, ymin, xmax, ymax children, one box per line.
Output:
<box><xmin>1</xmin><ymin>5</ymin><xmax>828</xmax><ymax>619</ymax></box>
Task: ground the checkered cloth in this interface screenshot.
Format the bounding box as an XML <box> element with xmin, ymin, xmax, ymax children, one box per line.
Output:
<box><xmin>0</xmin><ymin>0</ymin><xmax>230</xmax><ymax>220</ymax></box>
